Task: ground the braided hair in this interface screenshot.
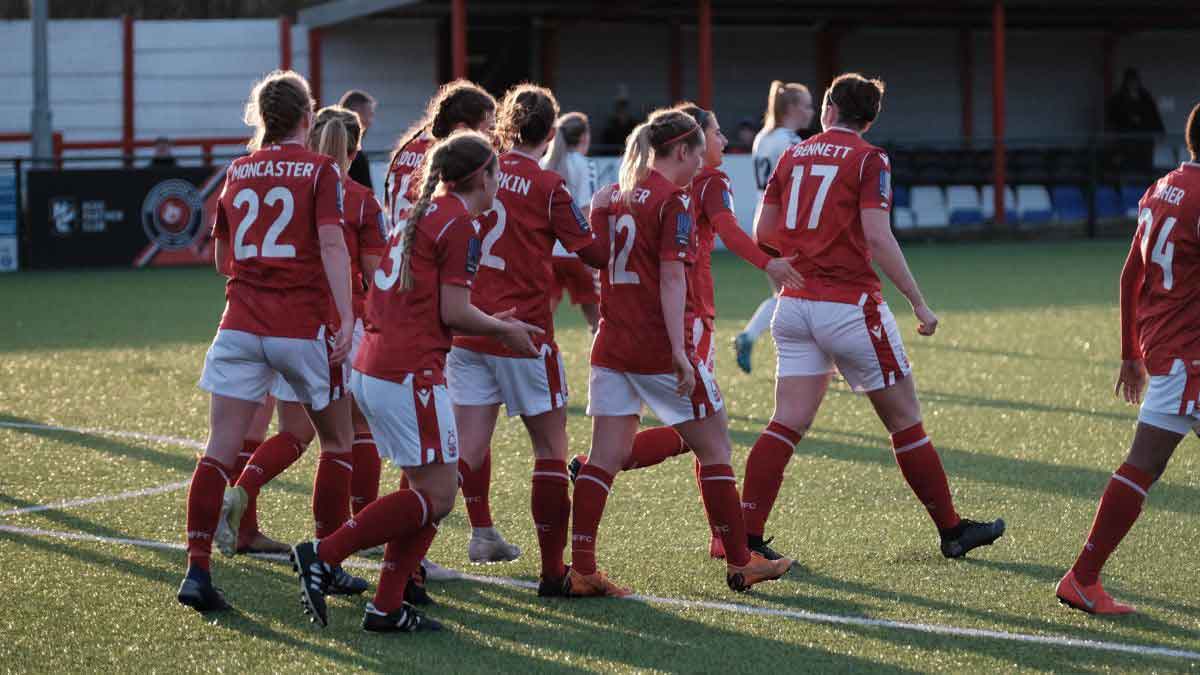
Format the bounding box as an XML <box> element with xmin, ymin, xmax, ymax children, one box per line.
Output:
<box><xmin>398</xmin><ymin>130</ymin><xmax>496</xmax><ymax>291</ymax></box>
<box><xmin>244</xmin><ymin>70</ymin><xmax>313</xmax><ymax>151</ymax></box>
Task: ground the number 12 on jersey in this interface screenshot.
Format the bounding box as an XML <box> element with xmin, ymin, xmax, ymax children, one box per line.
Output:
<box><xmin>784</xmin><ymin>164</ymin><xmax>838</xmax><ymax>230</ymax></box>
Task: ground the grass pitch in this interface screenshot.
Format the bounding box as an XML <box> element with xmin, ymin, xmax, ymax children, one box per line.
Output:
<box><xmin>1</xmin><ymin>240</ymin><xmax>1198</xmax><ymax>673</ymax></box>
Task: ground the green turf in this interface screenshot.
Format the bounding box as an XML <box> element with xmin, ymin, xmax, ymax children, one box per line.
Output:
<box><xmin>2</xmin><ymin>240</ymin><xmax>1198</xmax><ymax>673</ymax></box>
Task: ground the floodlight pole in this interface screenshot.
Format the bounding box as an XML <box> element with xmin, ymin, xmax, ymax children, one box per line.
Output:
<box><xmin>30</xmin><ymin>0</ymin><xmax>52</xmax><ymax>165</ymax></box>
<box><xmin>992</xmin><ymin>0</ymin><xmax>1006</xmax><ymax>227</ymax></box>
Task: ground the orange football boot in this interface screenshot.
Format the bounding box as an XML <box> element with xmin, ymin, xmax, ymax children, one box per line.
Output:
<box><xmin>564</xmin><ymin>569</ymin><xmax>633</xmax><ymax>598</ymax></box>
<box><xmin>727</xmin><ymin>551</ymin><xmax>793</xmax><ymax>592</ymax></box>
<box><xmin>1056</xmin><ymin>570</ymin><xmax>1136</xmax><ymax>615</ymax></box>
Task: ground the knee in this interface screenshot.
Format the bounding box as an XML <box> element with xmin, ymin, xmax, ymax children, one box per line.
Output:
<box><xmin>427</xmin><ymin>490</ymin><xmax>456</xmax><ymax>523</ymax></box>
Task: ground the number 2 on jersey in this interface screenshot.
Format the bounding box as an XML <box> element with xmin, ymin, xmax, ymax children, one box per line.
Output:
<box><xmin>232</xmin><ymin>187</ymin><xmax>296</xmax><ymax>260</ymax></box>
<box><xmin>480</xmin><ymin>199</ymin><xmax>507</xmax><ymax>271</ymax></box>
<box><xmin>1138</xmin><ymin>207</ymin><xmax>1177</xmax><ymax>290</ymax></box>
<box><xmin>784</xmin><ymin>164</ymin><xmax>838</xmax><ymax>230</ymax></box>
<box><xmin>609</xmin><ymin>214</ymin><xmax>639</xmax><ymax>285</ymax></box>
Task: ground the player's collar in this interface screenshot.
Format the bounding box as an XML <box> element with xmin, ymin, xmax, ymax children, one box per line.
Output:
<box><xmin>508</xmin><ymin>148</ymin><xmax>541</xmax><ymax>163</ymax></box>
<box><xmin>1182</xmin><ymin>161</ymin><xmax>1200</xmax><ymax>171</ymax></box>
<box><xmin>826</xmin><ymin>125</ymin><xmax>860</xmax><ymax>136</ymax></box>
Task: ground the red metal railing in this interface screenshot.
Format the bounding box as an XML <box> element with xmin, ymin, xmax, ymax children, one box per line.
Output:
<box><xmin>3</xmin><ymin>132</ymin><xmax>246</xmax><ymax>168</ymax></box>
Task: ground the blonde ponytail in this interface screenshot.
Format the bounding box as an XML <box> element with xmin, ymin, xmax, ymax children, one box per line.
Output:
<box><xmin>763</xmin><ymin>80</ymin><xmax>809</xmax><ymax>131</ymax></box>
<box><xmin>543</xmin><ymin>129</ymin><xmax>570</xmax><ymax>176</ymax></box>
<box><xmin>316</xmin><ymin>117</ymin><xmax>350</xmax><ymax>174</ymax></box>
<box><xmin>618</xmin><ymin>123</ymin><xmax>653</xmax><ymax>204</ymax></box>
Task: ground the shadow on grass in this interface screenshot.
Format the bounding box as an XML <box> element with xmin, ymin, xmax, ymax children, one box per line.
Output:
<box><xmin>0</xmin><ymin>530</ymin><xmax>379</xmax><ymax>669</ymax></box>
<box><xmin>963</xmin><ymin>557</ymin><xmax>1200</xmax><ymax>622</ymax></box>
<box><xmin>0</xmin><ymin>413</ymin><xmax>313</xmax><ymax>499</ymax></box>
<box><xmin>719</xmin><ymin>425</ymin><xmax>1200</xmax><ymax>516</ymax></box>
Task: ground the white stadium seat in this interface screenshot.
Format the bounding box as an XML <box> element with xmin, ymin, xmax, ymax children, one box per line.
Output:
<box><xmin>945</xmin><ymin>185</ymin><xmax>983</xmax><ymax>225</ymax></box>
<box><xmin>910</xmin><ymin>186</ymin><xmax>948</xmax><ymax>228</ymax></box>
<box><xmin>1015</xmin><ymin>184</ymin><xmax>1053</xmax><ymax>225</ymax></box>
<box><xmin>893</xmin><ymin>207</ymin><xmax>916</xmax><ymax>230</ymax></box>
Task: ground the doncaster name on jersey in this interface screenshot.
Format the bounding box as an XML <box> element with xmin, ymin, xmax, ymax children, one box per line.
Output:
<box><xmin>790</xmin><ymin>142</ymin><xmax>854</xmax><ymax>160</ymax></box>
<box><xmin>395</xmin><ymin>149</ymin><xmax>424</xmax><ymax>169</ymax></box>
<box><xmin>230</xmin><ymin>160</ymin><xmax>317</xmax><ymax>181</ymax></box>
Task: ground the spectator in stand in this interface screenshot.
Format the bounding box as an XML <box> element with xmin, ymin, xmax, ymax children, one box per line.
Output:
<box><xmin>728</xmin><ymin>118</ymin><xmax>757</xmax><ymax>154</ymax></box>
<box><xmin>1107</xmin><ymin>69</ymin><xmax>1165</xmax><ymax>174</ymax></box>
<box><xmin>339</xmin><ymin>89</ymin><xmax>377</xmax><ymax>188</ymax></box>
<box><xmin>602</xmin><ymin>95</ymin><xmax>639</xmax><ymax>150</ymax></box>
<box><xmin>150</xmin><ymin>137</ymin><xmax>177</xmax><ymax>168</ymax></box>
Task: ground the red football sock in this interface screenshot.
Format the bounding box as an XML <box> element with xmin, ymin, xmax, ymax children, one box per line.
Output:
<box><xmin>234</xmin><ymin>439</ymin><xmax>262</xmax><ymax>539</ymax></box>
<box><xmin>741</xmin><ymin>421</ymin><xmax>802</xmax><ymax>537</ymax></box>
<box><xmin>313</xmin><ymin>451</ymin><xmax>353</xmax><ymax>538</ymax></box>
<box><xmin>373</xmin><ymin>522</ymin><xmax>439</xmax><ymax>614</ymax></box>
<box><xmin>351</xmin><ymin>432</ymin><xmax>382</xmax><ymax>515</ymax></box>
<box><xmin>318</xmin><ymin>488</ymin><xmax>432</xmax><ymax>566</ymax></box>
<box><xmin>460</xmin><ymin>450</ymin><xmax>494</xmax><ymax>528</ymax></box>
<box><xmin>531</xmin><ymin>459</ymin><xmax>571</xmax><ymax>579</ymax></box>
<box><xmin>1071</xmin><ymin>463</ymin><xmax>1155</xmax><ymax>585</ymax></box>
<box><xmin>570</xmin><ymin>464</ymin><xmax>613</xmax><ymax>576</ymax></box>
<box><xmin>231</xmin><ymin>439</ymin><xmax>257</xmax><ymax>483</ymax></box>
<box><xmin>699</xmin><ymin>464</ymin><xmax>751</xmax><ymax>566</ymax></box>
<box><xmin>891</xmin><ymin>423</ymin><xmax>961</xmax><ymax>531</ymax></box>
<box><xmin>235</xmin><ymin>432</ymin><xmax>305</xmax><ymax>499</ymax></box>
<box><xmin>185</xmin><ymin>456</ymin><xmax>231</xmax><ymax>571</ymax></box>
<box><xmin>624</xmin><ymin>426</ymin><xmax>688</xmax><ymax>470</ymax></box>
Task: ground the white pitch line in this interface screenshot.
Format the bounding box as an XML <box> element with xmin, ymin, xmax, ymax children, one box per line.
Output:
<box><xmin>1</xmin><ymin>524</ymin><xmax>1197</xmax><ymax>662</ymax></box>
<box><xmin>0</xmin><ymin>481</ymin><xmax>192</xmax><ymax>516</ymax></box>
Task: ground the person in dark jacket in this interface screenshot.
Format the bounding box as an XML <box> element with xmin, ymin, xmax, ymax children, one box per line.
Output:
<box><xmin>339</xmin><ymin>89</ymin><xmax>377</xmax><ymax>188</ymax></box>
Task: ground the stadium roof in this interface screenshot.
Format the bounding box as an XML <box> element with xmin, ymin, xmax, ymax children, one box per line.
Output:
<box><xmin>299</xmin><ymin>0</ymin><xmax>1200</xmax><ymax>30</ymax></box>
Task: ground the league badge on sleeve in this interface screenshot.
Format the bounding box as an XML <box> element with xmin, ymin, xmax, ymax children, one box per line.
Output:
<box><xmin>570</xmin><ymin>202</ymin><xmax>590</xmax><ymax>232</ymax></box>
<box><xmin>722</xmin><ymin>189</ymin><xmax>735</xmax><ymax>212</ymax></box>
<box><xmin>675</xmin><ymin>212</ymin><xmax>694</xmax><ymax>247</ymax></box>
<box><xmin>466</xmin><ymin>237</ymin><xmax>481</xmax><ymax>275</ymax></box>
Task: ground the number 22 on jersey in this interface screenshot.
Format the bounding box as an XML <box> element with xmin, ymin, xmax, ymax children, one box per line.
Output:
<box><xmin>1138</xmin><ymin>207</ymin><xmax>1177</xmax><ymax>290</ymax></box>
<box><xmin>232</xmin><ymin>187</ymin><xmax>296</xmax><ymax>260</ymax></box>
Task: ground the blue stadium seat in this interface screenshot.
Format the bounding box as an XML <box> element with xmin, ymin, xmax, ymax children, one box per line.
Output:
<box><xmin>1094</xmin><ymin>185</ymin><xmax>1122</xmax><ymax>219</ymax></box>
<box><xmin>945</xmin><ymin>185</ymin><xmax>983</xmax><ymax>226</ymax></box>
<box><xmin>980</xmin><ymin>185</ymin><xmax>1017</xmax><ymax>224</ymax></box>
<box><xmin>893</xmin><ymin>184</ymin><xmax>910</xmax><ymax>209</ymax></box>
<box><xmin>1120</xmin><ymin>184</ymin><xmax>1144</xmax><ymax>218</ymax></box>
<box><xmin>1052</xmin><ymin>186</ymin><xmax>1087</xmax><ymax>222</ymax></box>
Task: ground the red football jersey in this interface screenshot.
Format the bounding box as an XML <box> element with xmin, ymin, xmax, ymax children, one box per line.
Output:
<box><xmin>343</xmin><ymin>179</ymin><xmax>388</xmax><ymax>319</ymax></box>
<box><xmin>689</xmin><ymin>167</ymin><xmax>737</xmax><ymax>321</ymax></box>
<box><xmin>384</xmin><ymin>136</ymin><xmax>432</xmax><ymax>227</ymax></box>
<box><xmin>212</xmin><ymin>142</ymin><xmax>344</xmax><ymax>339</ymax></box>
<box><xmin>1122</xmin><ymin>162</ymin><xmax>1200</xmax><ymax>375</ymax></box>
<box><xmin>355</xmin><ymin>194</ymin><xmax>482</xmax><ymax>384</ymax></box>
<box><xmin>763</xmin><ymin>126</ymin><xmax>891</xmax><ymax>305</ymax></box>
<box><xmin>591</xmin><ymin>172</ymin><xmax>698</xmax><ymax>374</ymax></box>
<box><xmin>454</xmin><ymin>150</ymin><xmax>596</xmax><ymax>356</ymax></box>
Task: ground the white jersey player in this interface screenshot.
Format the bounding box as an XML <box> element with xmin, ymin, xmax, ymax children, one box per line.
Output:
<box><xmin>734</xmin><ymin>80</ymin><xmax>815</xmax><ymax>374</ymax></box>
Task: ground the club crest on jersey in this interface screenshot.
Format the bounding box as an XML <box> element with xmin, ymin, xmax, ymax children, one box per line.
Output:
<box><xmin>675</xmin><ymin>213</ymin><xmax>693</xmax><ymax>247</ymax></box>
<box><xmin>570</xmin><ymin>202</ymin><xmax>590</xmax><ymax>232</ymax></box>
<box><xmin>140</xmin><ymin>178</ymin><xmax>204</xmax><ymax>251</ymax></box>
<box><xmin>466</xmin><ymin>237</ymin><xmax>481</xmax><ymax>274</ymax></box>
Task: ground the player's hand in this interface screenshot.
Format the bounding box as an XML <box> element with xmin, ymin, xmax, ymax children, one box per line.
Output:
<box><xmin>913</xmin><ymin>303</ymin><xmax>939</xmax><ymax>336</ymax></box>
<box><xmin>328</xmin><ymin>319</ymin><xmax>354</xmax><ymax>364</ymax></box>
<box><xmin>494</xmin><ymin>308</ymin><xmax>544</xmax><ymax>357</ymax></box>
<box><xmin>765</xmin><ymin>256</ymin><xmax>805</xmax><ymax>291</ymax></box>
<box><xmin>1114</xmin><ymin>359</ymin><xmax>1148</xmax><ymax>405</ymax></box>
<box><xmin>671</xmin><ymin>349</ymin><xmax>696</xmax><ymax>396</ymax></box>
